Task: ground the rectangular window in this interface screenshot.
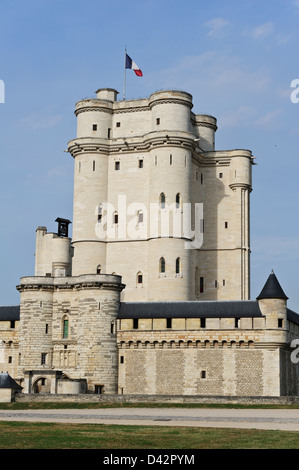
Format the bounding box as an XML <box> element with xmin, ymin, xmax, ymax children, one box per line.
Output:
<box><xmin>235</xmin><ymin>318</ymin><xmax>240</xmax><ymax>328</ymax></box>
<box><xmin>137</xmin><ymin>274</ymin><xmax>143</xmax><ymax>284</ymax></box>
<box><xmin>201</xmin><ymin>370</ymin><xmax>206</xmax><ymax>379</ymax></box>
<box><xmin>201</xmin><ymin>173</ymin><xmax>203</xmax><ymax>184</ymax></box>
<box><xmin>278</xmin><ymin>318</ymin><xmax>283</xmax><ymax>328</ymax></box>
<box><xmin>170</xmin><ymin>154</ymin><xmax>172</xmax><ymax>165</ymax></box>
<box><xmin>108</xmin><ymin>128</ymin><xmax>111</xmax><ymax>138</ymax></box>
<box><xmin>120</xmin><ymin>356</ymin><xmax>124</xmax><ymax>364</ymax></box>
<box><xmin>215</xmin><ymin>280</ymin><xmax>218</xmax><ymax>288</ymax></box>
<box><xmin>92</xmin><ymin>124</ymin><xmax>97</xmax><ymax>131</ymax></box>
<box><xmin>111</xmin><ymin>323</ymin><xmax>114</xmax><ymax>334</ymax></box>
<box><xmin>139</xmin><ymin>159</ymin><xmax>143</xmax><ymax>168</ymax></box>
<box><xmin>200</xmin><ymin>318</ymin><xmax>206</xmax><ymax>328</ymax></box>
<box><xmin>166</xmin><ymin>318</ymin><xmax>172</xmax><ymax>329</ymax></box>
<box><xmin>10</xmin><ymin>321</ymin><xmax>15</xmax><ymax>329</ymax></box>
<box><xmin>41</xmin><ymin>353</ymin><xmax>47</xmax><ymax>365</ymax></box>
<box><xmin>45</xmin><ymin>324</ymin><xmax>48</xmax><ymax>334</ymax></box>
<box><xmin>133</xmin><ymin>318</ymin><xmax>139</xmax><ymax>329</ymax></box>
<box><xmin>200</xmin><ymin>277</ymin><xmax>204</xmax><ymax>293</ymax></box>
<box><xmin>8</xmin><ymin>356</ymin><xmax>12</xmax><ymax>364</ymax></box>
<box><xmin>219</xmin><ymin>173</ymin><xmax>223</xmax><ymax>178</ymax></box>
<box><xmin>115</xmin><ymin>161</ymin><xmax>120</xmax><ymax>170</ymax></box>
<box><xmin>116</xmin><ymin>122</ymin><xmax>121</xmax><ymax>128</ymax></box>
<box><xmin>63</xmin><ymin>319</ymin><xmax>69</xmax><ymax>338</ymax></box>
<box><xmin>225</xmin><ymin>221</ymin><xmax>228</xmax><ymax>229</ymax></box>
<box><xmin>93</xmin><ymin>160</ymin><xmax>95</xmax><ymax>171</ymax></box>
<box><xmin>156</xmin><ymin>118</ymin><xmax>160</xmax><ymax>125</ymax></box>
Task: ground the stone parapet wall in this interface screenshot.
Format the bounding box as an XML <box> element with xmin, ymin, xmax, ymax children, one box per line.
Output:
<box><xmin>14</xmin><ymin>393</ymin><xmax>299</xmax><ymax>405</ymax></box>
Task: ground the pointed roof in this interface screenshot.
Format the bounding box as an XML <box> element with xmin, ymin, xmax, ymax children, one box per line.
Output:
<box><xmin>0</xmin><ymin>373</ymin><xmax>22</xmax><ymax>390</ymax></box>
<box><xmin>256</xmin><ymin>271</ymin><xmax>288</xmax><ymax>301</ymax></box>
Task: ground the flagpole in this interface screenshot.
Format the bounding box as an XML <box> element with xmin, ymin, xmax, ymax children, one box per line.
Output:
<box><xmin>123</xmin><ymin>46</ymin><xmax>127</xmax><ymax>100</ymax></box>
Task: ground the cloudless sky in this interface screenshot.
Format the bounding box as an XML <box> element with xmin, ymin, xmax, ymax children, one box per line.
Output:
<box><xmin>0</xmin><ymin>0</ymin><xmax>299</xmax><ymax>310</ymax></box>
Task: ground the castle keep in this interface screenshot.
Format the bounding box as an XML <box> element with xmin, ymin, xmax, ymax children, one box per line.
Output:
<box><xmin>1</xmin><ymin>88</ymin><xmax>299</xmax><ymax>397</ymax></box>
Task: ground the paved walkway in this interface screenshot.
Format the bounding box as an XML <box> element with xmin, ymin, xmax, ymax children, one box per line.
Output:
<box><xmin>1</xmin><ymin>408</ymin><xmax>299</xmax><ymax>431</ymax></box>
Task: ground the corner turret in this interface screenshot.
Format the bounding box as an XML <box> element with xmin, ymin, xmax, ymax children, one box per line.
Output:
<box><xmin>257</xmin><ymin>271</ymin><xmax>288</xmax><ymax>334</ymax></box>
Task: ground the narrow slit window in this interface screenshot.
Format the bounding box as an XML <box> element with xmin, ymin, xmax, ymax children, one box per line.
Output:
<box><xmin>167</xmin><ymin>318</ymin><xmax>172</xmax><ymax>329</ymax></box>
<box><xmin>175</xmin><ymin>257</ymin><xmax>181</xmax><ymax>274</ymax></box>
<box><xmin>133</xmin><ymin>318</ymin><xmax>139</xmax><ymax>329</ymax></box>
<box><xmin>138</xmin><ymin>159</ymin><xmax>143</xmax><ymax>168</ymax></box>
<box><xmin>160</xmin><ymin>257</ymin><xmax>166</xmax><ymax>274</ymax></box>
<box><xmin>200</xmin><ymin>277</ymin><xmax>204</xmax><ymax>293</ymax></box>
<box><xmin>160</xmin><ymin>193</ymin><xmax>166</xmax><ymax>209</ymax></box>
<box><xmin>200</xmin><ymin>318</ymin><xmax>206</xmax><ymax>328</ymax></box>
<box><xmin>98</xmin><ymin>205</ymin><xmax>102</xmax><ymax>223</ymax></box>
<box><xmin>156</xmin><ymin>118</ymin><xmax>160</xmax><ymax>125</ymax></box>
<box><xmin>93</xmin><ymin>160</ymin><xmax>96</xmax><ymax>171</ymax></box>
<box><xmin>63</xmin><ymin>319</ymin><xmax>69</xmax><ymax>338</ymax></box>
<box><xmin>138</xmin><ymin>211</ymin><xmax>143</xmax><ymax>223</ymax></box>
<box><xmin>115</xmin><ymin>161</ymin><xmax>120</xmax><ymax>170</ymax></box>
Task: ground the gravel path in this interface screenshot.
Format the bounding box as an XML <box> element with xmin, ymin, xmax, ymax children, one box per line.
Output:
<box><xmin>0</xmin><ymin>408</ymin><xmax>299</xmax><ymax>431</ymax></box>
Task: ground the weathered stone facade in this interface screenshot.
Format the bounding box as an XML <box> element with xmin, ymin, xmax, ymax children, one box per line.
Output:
<box><xmin>1</xmin><ymin>87</ymin><xmax>299</xmax><ymax>397</ymax></box>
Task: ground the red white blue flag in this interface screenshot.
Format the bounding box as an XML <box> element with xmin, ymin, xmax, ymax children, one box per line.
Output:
<box><xmin>125</xmin><ymin>54</ymin><xmax>143</xmax><ymax>77</ymax></box>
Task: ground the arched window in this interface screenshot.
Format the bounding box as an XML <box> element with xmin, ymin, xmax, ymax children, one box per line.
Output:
<box><xmin>137</xmin><ymin>210</ymin><xmax>143</xmax><ymax>223</ymax></box>
<box><xmin>62</xmin><ymin>317</ymin><xmax>69</xmax><ymax>339</ymax></box>
<box><xmin>176</xmin><ymin>193</ymin><xmax>181</xmax><ymax>209</ymax></box>
<box><xmin>160</xmin><ymin>257</ymin><xmax>165</xmax><ymax>273</ymax></box>
<box><xmin>97</xmin><ymin>265</ymin><xmax>101</xmax><ymax>274</ymax></box>
<box><xmin>137</xmin><ymin>272</ymin><xmax>143</xmax><ymax>285</ymax></box>
<box><xmin>160</xmin><ymin>193</ymin><xmax>165</xmax><ymax>209</ymax></box>
<box><xmin>113</xmin><ymin>212</ymin><xmax>118</xmax><ymax>224</ymax></box>
<box><xmin>175</xmin><ymin>257</ymin><xmax>181</xmax><ymax>274</ymax></box>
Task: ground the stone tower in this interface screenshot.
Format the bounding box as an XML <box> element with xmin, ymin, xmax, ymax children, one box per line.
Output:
<box><xmin>68</xmin><ymin>88</ymin><xmax>254</xmax><ymax>301</ymax></box>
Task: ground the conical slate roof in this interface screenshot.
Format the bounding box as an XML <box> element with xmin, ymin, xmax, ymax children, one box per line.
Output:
<box><xmin>0</xmin><ymin>373</ymin><xmax>22</xmax><ymax>390</ymax></box>
<box><xmin>256</xmin><ymin>272</ymin><xmax>288</xmax><ymax>301</ymax></box>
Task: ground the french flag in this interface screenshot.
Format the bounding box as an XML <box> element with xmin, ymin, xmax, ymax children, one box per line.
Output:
<box><xmin>125</xmin><ymin>53</ymin><xmax>143</xmax><ymax>77</ymax></box>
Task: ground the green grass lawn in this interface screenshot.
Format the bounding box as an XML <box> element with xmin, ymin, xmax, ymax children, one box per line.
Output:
<box><xmin>1</xmin><ymin>402</ymin><xmax>299</xmax><ymax>449</ymax></box>
<box><xmin>0</xmin><ymin>421</ymin><xmax>298</xmax><ymax>449</ymax></box>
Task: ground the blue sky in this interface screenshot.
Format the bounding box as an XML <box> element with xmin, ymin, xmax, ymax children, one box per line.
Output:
<box><xmin>0</xmin><ymin>0</ymin><xmax>299</xmax><ymax>310</ymax></box>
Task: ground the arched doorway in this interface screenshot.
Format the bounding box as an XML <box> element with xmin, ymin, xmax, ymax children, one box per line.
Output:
<box><xmin>32</xmin><ymin>377</ymin><xmax>50</xmax><ymax>394</ymax></box>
